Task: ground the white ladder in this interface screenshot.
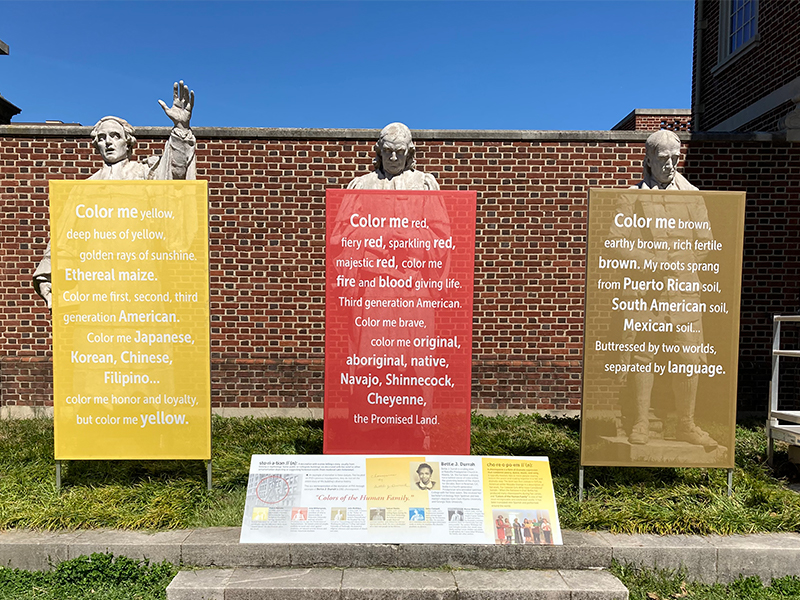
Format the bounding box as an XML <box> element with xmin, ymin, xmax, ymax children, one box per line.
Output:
<box><xmin>767</xmin><ymin>314</ymin><xmax>800</xmax><ymax>465</ymax></box>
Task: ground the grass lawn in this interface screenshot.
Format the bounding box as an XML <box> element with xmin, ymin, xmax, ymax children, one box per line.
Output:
<box><xmin>0</xmin><ymin>414</ymin><xmax>798</xmax><ymax>534</ymax></box>
<box><xmin>612</xmin><ymin>563</ymin><xmax>800</xmax><ymax>600</ymax></box>
<box><xmin>0</xmin><ymin>553</ymin><xmax>175</xmax><ymax>600</ymax></box>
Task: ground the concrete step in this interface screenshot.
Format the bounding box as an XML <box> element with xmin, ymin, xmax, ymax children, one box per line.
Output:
<box><xmin>166</xmin><ymin>567</ymin><xmax>629</xmax><ymax>600</ymax></box>
<box><xmin>4</xmin><ymin>528</ymin><xmax>800</xmax><ymax>585</ymax></box>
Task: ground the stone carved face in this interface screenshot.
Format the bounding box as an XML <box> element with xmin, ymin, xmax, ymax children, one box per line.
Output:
<box><xmin>374</xmin><ymin>122</ymin><xmax>415</xmax><ymax>176</ymax></box>
<box><xmin>646</xmin><ymin>138</ymin><xmax>682</xmax><ymax>186</ymax></box>
<box><xmin>94</xmin><ymin>120</ymin><xmax>129</xmax><ymax>165</ymax></box>
<box><xmin>380</xmin><ymin>138</ymin><xmax>408</xmax><ymax>177</ymax></box>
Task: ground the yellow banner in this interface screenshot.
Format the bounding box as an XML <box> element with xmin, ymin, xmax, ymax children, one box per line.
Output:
<box><xmin>50</xmin><ymin>181</ymin><xmax>210</xmax><ymax>460</ymax></box>
<box><xmin>581</xmin><ymin>189</ymin><xmax>745</xmax><ymax>468</ymax></box>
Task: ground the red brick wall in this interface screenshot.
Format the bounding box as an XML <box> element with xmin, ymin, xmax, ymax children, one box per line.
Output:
<box><xmin>632</xmin><ymin>115</ymin><xmax>692</xmax><ymax>132</ymax></box>
<box><xmin>1</xmin><ymin>128</ymin><xmax>795</xmax><ymax>414</ymax></box>
<box><xmin>694</xmin><ymin>0</ymin><xmax>800</xmax><ymax>131</ymax></box>
<box><xmin>612</xmin><ymin>112</ymin><xmax>691</xmax><ymax>132</ymax></box>
<box><xmin>683</xmin><ymin>139</ymin><xmax>800</xmax><ymax>408</ymax></box>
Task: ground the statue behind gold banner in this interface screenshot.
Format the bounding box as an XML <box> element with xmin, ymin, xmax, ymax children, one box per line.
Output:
<box><xmin>581</xmin><ymin>131</ymin><xmax>745</xmax><ymax>468</ymax></box>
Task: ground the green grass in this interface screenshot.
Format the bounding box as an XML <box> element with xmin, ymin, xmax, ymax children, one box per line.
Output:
<box><xmin>612</xmin><ymin>562</ymin><xmax>800</xmax><ymax>600</ymax></box>
<box><xmin>1</xmin><ymin>414</ymin><xmax>799</xmax><ymax>533</ymax></box>
<box><xmin>0</xmin><ymin>553</ymin><xmax>175</xmax><ymax>600</ymax></box>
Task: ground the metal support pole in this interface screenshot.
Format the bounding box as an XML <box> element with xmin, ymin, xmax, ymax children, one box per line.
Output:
<box><xmin>727</xmin><ymin>468</ymin><xmax>733</xmax><ymax>497</ymax></box>
<box><xmin>55</xmin><ymin>460</ymin><xmax>61</xmax><ymax>491</ymax></box>
<box><xmin>767</xmin><ymin>428</ymin><xmax>775</xmax><ymax>467</ymax></box>
<box><xmin>206</xmin><ymin>460</ymin><xmax>212</xmax><ymax>491</ymax></box>
<box><xmin>578</xmin><ymin>466</ymin><xmax>584</xmax><ymax>503</ymax></box>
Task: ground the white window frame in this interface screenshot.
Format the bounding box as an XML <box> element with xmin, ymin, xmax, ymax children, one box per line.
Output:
<box><xmin>714</xmin><ymin>0</ymin><xmax>759</xmax><ymax>73</ymax></box>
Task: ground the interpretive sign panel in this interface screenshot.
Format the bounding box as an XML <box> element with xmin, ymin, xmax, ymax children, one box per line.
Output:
<box><xmin>50</xmin><ymin>180</ymin><xmax>210</xmax><ymax>460</ymax></box>
<box><xmin>324</xmin><ymin>190</ymin><xmax>476</xmax><ymax>455</ymax></box>
<box><xmin>241</xmin><ymin>454</ymin><xmax>561</xmax><ymax>544</ymax></box>
<box><xmin>581</xmin><ymin>189</ymin><xmax>745</xmax><ymax>468</ymax></box>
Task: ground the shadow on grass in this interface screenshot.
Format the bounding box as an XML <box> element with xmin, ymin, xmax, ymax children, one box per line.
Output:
<box><xmin>58</xmin><ymin>416</ymin><xmax>325</xmax><ymax>489</ymax></box>
<box><xmin>63</xmin><ymin>460</ymin><xmax>209</xmax><ymax>487</ymax></box>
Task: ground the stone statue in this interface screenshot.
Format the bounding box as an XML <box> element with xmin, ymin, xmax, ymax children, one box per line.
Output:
<box><xmin>333</xmin><ymin>122</ymin><xmax>444</xmax><ymax>451</ymax></box>
<box><xmin>347</xmin><ymin>122</ymin><xmax>439</xmax><ymax>190</ymax></box>
<box><xmin>33</xmin><ymin>81</ymin><xmax>196</xmax><ymax>308</ymax></box>
<box><xmin>635</xmin><ymin>129</ymin><xmax>696</xmax><ymax>191</ymax></box>
<box><xmin>612</xmin><ymin>129</ymin><xmax>717</xmax><ymax>450</ymax></box>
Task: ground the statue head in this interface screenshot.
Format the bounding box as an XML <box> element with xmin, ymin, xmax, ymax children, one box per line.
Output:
<box><xmin>643</xmin><ymin>129</ymin><xmax>682</xmax><ymax>187</ymax></box>
<box><xmin>91</xmin><ymin>116</ymin><xmax>136</xmax><ymax>165</ymax></box>
<box><xmin>374</xmin><ymin>122</ymin><xmax>416</xmax><ymax>176</ymax></box>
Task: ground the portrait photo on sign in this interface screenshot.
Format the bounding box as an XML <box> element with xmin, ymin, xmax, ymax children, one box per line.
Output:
<box><xmin>448</xmin><ymin>508</ymin><xmax>464</xmax><ymax>522</ymax></box>
<box><xmin>409</xmin><ymin>508</ymin><xmax>426</xmax><ymax>521</ymax></box>
<box><xmin>410</xmin><ymin>461</ymin><xmax>440</xmax><ymax>491</ymax></box>
<box><xmin>369</xmin><ymin>508</ymin><xmax>386</xmax><ymax>522</ymax></box>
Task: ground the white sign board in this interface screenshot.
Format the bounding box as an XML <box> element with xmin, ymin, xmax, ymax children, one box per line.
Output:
<box><xmin>241</xmin><ymin>454</ymin><xmax>561</xmax><ymax>545</ymax></box>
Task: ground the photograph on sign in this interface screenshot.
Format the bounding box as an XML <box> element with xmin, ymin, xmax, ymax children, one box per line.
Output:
<box><xmin>581</xmin><ymin>189</ymin><xmax>745</xmax><ymax>468</ymax></box>
<box><xmin>324</xmin><ymin>190</ymin><xmax>477</xmax><ymax>455</ymax></box>
<box><xmin>50</xmin><ymin>180</ymin><xmax>210</xmax><ymax>460</ymax></box>
<box><xmin>240</xmin><ymin>455</ymin><xmax>561</xmax><ymax>545</ymax></box>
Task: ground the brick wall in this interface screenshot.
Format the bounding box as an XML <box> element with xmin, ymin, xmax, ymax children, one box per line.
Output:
<box><xmin>694</xmin><ymin>0</ymin><xmax>800</xmax><ymax>131</ymax></box>
<box><xmin>1</xmin><ymin>126</ymin><xmax>796</xmax><ymax>415</ymax></box>
<box><xmin>612</xmin><ymin>111</ymin><xmax>692</xmax><ymax>132</ymax></box>
<box><xmin>683</xmin><ymin>138</ymin><xmax>800</xmax><ymax>409</ymax></box>
<box><xmin>634</xmin><ymin>115</ymin><xmax>692</xmax><ymax>132</ymax></box>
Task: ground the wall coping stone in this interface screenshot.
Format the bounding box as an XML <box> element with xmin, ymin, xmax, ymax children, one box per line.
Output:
<box><xmin>0</xmin><ymin>124</ymin><xmax>778</xmax><ymax>142</ymax></box>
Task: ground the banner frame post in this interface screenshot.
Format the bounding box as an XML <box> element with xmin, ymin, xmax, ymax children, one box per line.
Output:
<box><xmin>55</xmin><ymin>460</ymin><xmax>61</xmax><ymax>491</ymax></box>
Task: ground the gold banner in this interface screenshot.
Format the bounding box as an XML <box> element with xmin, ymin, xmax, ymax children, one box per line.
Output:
<box><xmin>581</xmin><ymin>189</ymin><xmax>745</xmax><ymax>468</ymax></box>
<box><xmin>50</xmin><ymin>181</ymin><xmax>210</xmax><ymax>460</ymax></box>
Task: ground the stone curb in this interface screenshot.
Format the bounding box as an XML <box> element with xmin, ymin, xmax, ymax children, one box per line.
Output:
<box><xmin>1</xmin><ymin>528</ymin><xmax>799</xmax><ymax>584</ymax></box>
<box><xmin>165</xmin><ymin>568</ymin><xmax>629</xmax><ymax>600</ymax></box>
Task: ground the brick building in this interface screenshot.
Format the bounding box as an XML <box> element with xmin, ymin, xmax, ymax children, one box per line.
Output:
<box><xmin>0</xmin><ymin>0</ymin><xmax>797</xmax><ymax>418</ymax></box>
<box><xmin>693</xmin><ymin>0</ymin><xmax>800</xmax><ymax>134</ymax></box>
<box><xmin>612</xmin><ymin>109</ymin><xmax>692</xmax><ymax>133</ymax></box>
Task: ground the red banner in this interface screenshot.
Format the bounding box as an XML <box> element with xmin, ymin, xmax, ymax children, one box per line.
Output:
<box><xmin>325</xmin><ymin>190</ymin><xmax>476</xmax><ymax>454</ymax></box>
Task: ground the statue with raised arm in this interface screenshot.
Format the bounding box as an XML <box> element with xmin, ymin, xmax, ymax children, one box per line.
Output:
<box><xmin>347</xmin><ymin>122</ymin><xmax>439</xmax><ymax>190</ymax></box>
<box><xmin>33</xmin><ymin>81</ymin><xmax>196</xmax><ymax>308</ymax></box>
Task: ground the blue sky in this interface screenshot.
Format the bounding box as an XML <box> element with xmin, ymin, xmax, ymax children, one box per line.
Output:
<box><xmin>1</xmin><ymin>1</ymin><xmax>696</xmax><ymax>130</ymax></box>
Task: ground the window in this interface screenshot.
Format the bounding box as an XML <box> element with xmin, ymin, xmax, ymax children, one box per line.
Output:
<box><xmin>717</xmin><ymin>0</ymin><xmax>759</xmax><ymax>67</ymax></box>
<box><xmin>729</xmin><ymin>0</ymin><xmax>757</xmax><ymax>54</ymax></box>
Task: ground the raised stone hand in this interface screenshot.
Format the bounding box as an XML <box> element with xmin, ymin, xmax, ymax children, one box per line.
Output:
<box><xmin>158</xmin><ymin>80</ymin><xmax>193</xmax><ymax>130</ymax></box>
